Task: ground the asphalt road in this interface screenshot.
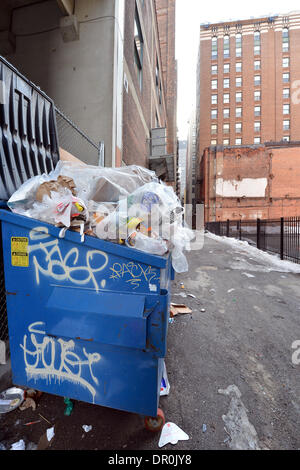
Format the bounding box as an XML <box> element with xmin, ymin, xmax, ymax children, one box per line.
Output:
<box><xmin>0</xmin><ymin>233</ymin><xmax>299</xmax><ymax>451</ymax></box>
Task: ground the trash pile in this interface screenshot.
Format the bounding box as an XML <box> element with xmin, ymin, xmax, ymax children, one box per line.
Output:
<box><xmin>8</xmin><ymin>161</ymin><xmax>194</xmax><ymax>273</ymax></box>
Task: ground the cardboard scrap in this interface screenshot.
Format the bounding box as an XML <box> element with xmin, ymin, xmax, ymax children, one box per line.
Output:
<box><xmin>170</xmin><ymin>303</ymin><xmax>192</xmax><ymax>317</ymax></box>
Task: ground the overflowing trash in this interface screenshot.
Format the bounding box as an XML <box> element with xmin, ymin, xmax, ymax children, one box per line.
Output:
<box><xmin>8</xmin><ymin>162</ymin><xmax>195</xmax><ymax>273</ymax></box>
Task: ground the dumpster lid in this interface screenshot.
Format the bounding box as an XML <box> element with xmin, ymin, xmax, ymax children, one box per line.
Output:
<box><xmin>45</xmin><ymin>287</ymin><xmax>151</xmax><ymax>349</ymax></box>
<box><xmin>0</xmin><ymin>55</ymin><xmax>60</xmax><ymax>202</ymax></box>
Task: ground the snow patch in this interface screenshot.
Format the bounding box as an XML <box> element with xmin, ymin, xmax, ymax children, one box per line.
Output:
<box><xmin>218</xmin><ymin>385</ymin><xmax>261</xmax><ymax>450</ymax></box>
<box><xmin>206</xmin><ymin>232</ymin><xmax>300</xmax><ymax>274</ymax></box>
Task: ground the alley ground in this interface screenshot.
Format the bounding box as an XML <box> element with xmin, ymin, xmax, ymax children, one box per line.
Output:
<box><xmin>0</xmin><ymin>233</ymin><xmax>300</xmax><ymax>451</ymax></box>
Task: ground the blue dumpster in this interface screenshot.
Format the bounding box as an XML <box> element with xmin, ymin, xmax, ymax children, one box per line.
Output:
<box><xmin>0</xmin><ymin>209</ymin><xmax>173</xmax><ymax>425</ymax></box>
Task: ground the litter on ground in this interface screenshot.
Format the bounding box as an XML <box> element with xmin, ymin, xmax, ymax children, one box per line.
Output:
<box><xmin>170</xmin><ymin>304</ymin><xmax>192</xmax><ymax>317</ymax></box>
<box><xmin>158</xmin><ymin>422</ymin><xmax>189</xmax><ymax>448</ymax></box>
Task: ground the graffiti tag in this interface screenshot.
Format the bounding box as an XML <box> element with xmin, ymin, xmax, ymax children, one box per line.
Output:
<box><xmin>28</xmin><ymin>227</ymin><xmax>108</xmax><ymax>291</ymax></box>
<box><xmin>20</xmin><ymin>321</ymin><xmax>101</xmax><ymax>402</ymax></box>
<box><xmin>109</xmin><ymin>261</ymin><xmax>159</xmax><ymax>289</ymax></box>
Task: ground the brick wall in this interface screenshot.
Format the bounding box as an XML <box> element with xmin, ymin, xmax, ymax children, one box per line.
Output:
<box><xmin>199</xmin><ymin>143</ymin><xmax>300</xmax><ymax>222</ymax></box>
<box><xmin>155</xmin><ymin>0</ymin><xmax>177</xmax><ymax>157</ymax></box>
<box><xmin>122</xmin><ymin>0</ymin><xmax>168</xmax><ymax>167</ymax></box>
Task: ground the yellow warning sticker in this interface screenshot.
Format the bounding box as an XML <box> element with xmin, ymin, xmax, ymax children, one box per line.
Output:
<box><xmin>11</xmin><ymin>237</ymin><xmax>29</xmax><ymax>267</ymax></box>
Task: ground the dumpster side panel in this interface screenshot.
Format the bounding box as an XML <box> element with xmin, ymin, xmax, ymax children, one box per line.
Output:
<box><xmin>1</xmin><ymin>213</ymin><xmax>171</xmax><ymax>417</ymax></box>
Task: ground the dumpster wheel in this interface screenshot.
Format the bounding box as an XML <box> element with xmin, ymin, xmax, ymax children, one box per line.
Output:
<box><xmin>144</xmin><ymin>408</ymin><xmax>165</xmax><ymax>432</ymax></box>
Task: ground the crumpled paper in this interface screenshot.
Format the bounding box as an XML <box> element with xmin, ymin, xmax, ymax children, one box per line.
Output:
<box><xmin>158</xmin><ymin>422</ymin><xmax>189</xmax><ymax>448</ymax></box>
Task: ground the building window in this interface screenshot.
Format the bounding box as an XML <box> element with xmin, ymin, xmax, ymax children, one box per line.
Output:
<box><xmin>254</xmin><ymin>75</ymin><xmax>261</xmax><ymax>86</ymax></box>
<box><xmin>236</xmin><ymin>107</ymin><xmax>242</xmax><ymax>118</ymax></box>
<box><xmin>254</xmin><ymin>60</ymin><xmax>261</xmax><ymax>70</ymax></box>
<box><xmin>254</xmin><ymin>45</ymin><xmax>261</xmax><ymax>56</ymax></box>
<box><xmin>212</xmin><ymin>79</ymin><xmax>218</xmax><ymax>89</ymax></box>
<box><xmin>155</xmin><ymin>111</ymin><xmax>159</xmax><ymax>128</ymax></box>
<box><xmin>223</xmin><ymin>78</ymin><xmax>230</xmax><ymax>88</ymax></box>
<box><xmin>254</xmin><ymin>137</ymin><xmax>261</xmax><ymax>144</ymax></box>
<box><xmin>282</xmin><ymin>27</ymin><xmax>289</xmax><ymax>52</ymax></box>
<box><xmin>223</xmin><ymin>93</ymin><xmax>230</xmax><ymax>104</ymax></box>
<box><xmin>224</xmin><ymin>63</ymin><xmax>230</xmax><ymax>74</ymax></box>
<box><xmin>254</xmin><ymin>121</ymin><xmax>261</xmax><ymax>132</ymax></box>
<box><xmin>212</xmin><ymin>36</ymin><xmax>218</xmax><ymax>59</ymax></box>
<box><xmin>254</xmin><ymin>106</ymin><xmax>261</xmax><ymax>116</ymax></box>
<box><xmin>236</xmin><ymin>33</ymin><xmax>242</xmax><ymax>57</ymax></box>
<box><xmin>224</xmin><ymin>35</ymin><xmax>230</xmax><ymax>58</ymax></box>
<box><xmin>223</xmin><ymin>123</ymin><xmax>230</xmax><ymax>134</ymax></box>
<box><xmin>236</xmin><ymin>77</ymin><xmax>242</xmax><ymax>87</ymax></box>
<box><xmin>236</xmin><ymin>92</ymin><xmax>242</xmax><ymax>103</ymax></box>
<box><xmin>212</xmin><ymin>64</ymin><xmax>218</xmax><ymax>74</ymax></box>
<box><xmin>211</xmin><ymin>124</ymin><xmax>217</xmax><ymax>134</ymax></box>
<box><xmin>283</xmin><ymin>135</ymin><xmax>290</xmax><ymax>142</ymax></box>
<box><xmin>283</xmin><ymin>88</ymin><xmax>290</xmax><ymax>99</ymax></box>
<box><xmin>283</xmin><ymin>72</ymin><xmax>290</xmax><ymax>83</ymax></box>
<box><xmin>134</xmin><ymin>7</ymin><xmax>144</xmax><ymax>91</ymax></box>
<box><xmin>211</xmin><ymin>139</ymin><xmax>217</xmax><ymax>145</ymax></box>
<box><xmin>283</xmin><ymin>119</ymin><xmax>290</xmax><ymax>130</ymax></box>
<box><xmin>211</xmin><ymin>94</ymin><xmax>218</xmax><ymax>105</ymax></box>
<box><xmin>211</xmin><ymin>109</ymin><xmax>218</xmax><ymax>119</ymax></box>
<box><xmin>235</xmin><ymin>122</ymin><xmax>242</xmax><ymax>133</ymax></box>
<box><xmin>254</xmin><ymin>30</ymin><xmax>261</xmax><ymax>52</ymax></box>
<box><xmin>223</xmin><ymin>139</ymin><xmax>229</xmax><ymax>146</ymax></box>
<box><xmin>223</xmin><ymin>108</ymin><xmax>230</xmax><ymax>119</ymax></box>
<box><xmin>254</xmin><ymin>90</ymin><xmax>261</xmax><ymax>101</ymax></box>
<box><xmin>254</xmin><ymin>30</ymin><xmax>260</xmax><ymax>43</ymax></box>
<box><xmin>283</xmin><ymin>104</ymin><xmax>290</xmax><ymax>115</ymax></box>
<box><xmin>236</xmin><ymin>62</ymin><xmax>242</xmax><ymax>73</ymax></box>
<box><xmin>282</xmin><ymin>57</ymin><xmax>289</xmax><ymax>68</ymax></box>
<box><xmin>235</xmin><ymin>138</ymin><xmax>242</xmax><ymax>145</ymax></box>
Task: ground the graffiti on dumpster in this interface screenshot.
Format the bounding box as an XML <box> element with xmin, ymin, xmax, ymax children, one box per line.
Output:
<box><xmin>28</xmin><ymin>227</ymin><xmax>108</xmax><ymax>291</ymax></box>
<box><xmin>109</xmin><ymin>261</ymin><xmax>160</xmax><ymax>290</ymax></box>
<box><xmin>20</xmin><ymin>321</ymin><xmax>101</xmax><ymax>402</ymax></box>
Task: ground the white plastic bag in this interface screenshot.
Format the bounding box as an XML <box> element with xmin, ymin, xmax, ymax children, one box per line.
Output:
<box><xmin>126</xmin><ymin>231</ymin><xmax>168</xmax><ymax>256</ymax></box>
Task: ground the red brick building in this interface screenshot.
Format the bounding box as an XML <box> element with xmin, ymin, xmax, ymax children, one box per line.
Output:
<box><xmin>197</xmin><ymin>11</ymin><xmax>300</xmax><ymax>154</ymax></box>
<box><xmin>196</xmin><ymin>11</ymin><xmax>300</xmax><ymax>222</ymax></box>
<box><xmin>198</xmin><ymin>142</ymin><xmax>300</xmax><ymax>222</ymax></box>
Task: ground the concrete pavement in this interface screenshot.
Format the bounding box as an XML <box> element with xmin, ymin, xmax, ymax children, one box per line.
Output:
<box><xmin>0</xmin><ymin>233</ymin><xmax>299</xmax><ymax>450</ymax></box>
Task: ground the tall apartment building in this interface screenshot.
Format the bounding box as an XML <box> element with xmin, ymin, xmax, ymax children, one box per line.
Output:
<box><xmin>197</xmin><ymin>11</ymin><xmax>300</xmax><ymax>158</ymax></box>
<box><xmin>0</xmin><ymin>0</ymin><xmax>177</xmax><ymax>181</ymax></box>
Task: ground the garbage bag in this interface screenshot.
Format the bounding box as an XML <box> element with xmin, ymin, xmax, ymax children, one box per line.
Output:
<box><xmin>52</xmin><ymin>161</ymin><xmax>158</xmax><ymax>203</ymax></box>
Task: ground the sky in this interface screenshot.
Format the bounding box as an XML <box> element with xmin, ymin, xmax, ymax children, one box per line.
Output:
<box><xmin>175</xmin><ymin>0</ymin><xmax>300</xmax><ymax>140</ymax></box>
